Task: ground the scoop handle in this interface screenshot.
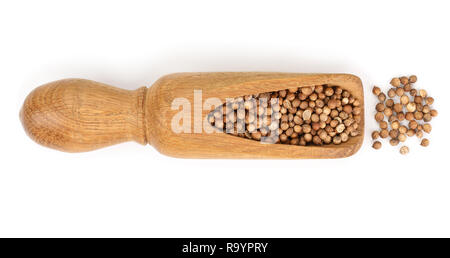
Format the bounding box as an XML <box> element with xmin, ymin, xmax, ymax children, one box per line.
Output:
<box><xmin>20</xmin><ymin>79</ymin><xmax>147</xmax><ymax>152</ymax></box>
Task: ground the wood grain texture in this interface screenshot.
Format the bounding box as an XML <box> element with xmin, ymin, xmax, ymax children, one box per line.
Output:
<box><xmin>20</xmin><ymin>73</ymin><xmax>364</xmax><ymax>158</ymax></box>
<box><xmin>20</xmin><ymin>79</ymin><xmax>147</xmax><ymax>152</ymax></box>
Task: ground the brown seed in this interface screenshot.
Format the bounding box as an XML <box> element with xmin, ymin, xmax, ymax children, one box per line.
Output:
<box><xmin>398</xmin><ymin>133</ymin><xmax>407</xmax><ymax>142</ymax></box>
<box><xmin>302</xmin><ymin>109</ymin><xmax>312</xmax><ymax>121</ymax></box>
<box><xmin>409</xmin><ymin>120</ymin><xmax>418</xmax><ymax>130</ymax></box>
<box><xmin>386</xmin><ymin>99</ymin><xmax>394</xmax><ymax>108</ymax></box>
<box><xmin>389</xmin><ymin>115</ymin><xmax>397</xmax><ymax>123</ymax></box>
<box><xmin>414</xmin><ymin>96</ymin><xmax>423</xmax><ymax>104</ymax></box>
<box><xmin>425</xmin><ymin>97</ymin><xmax>434</xmax><ymax>105</ymax></box>
<box><xmin>328</xmin><ymin>99</ymin><xmax>338</xmax><ymax>109</ymax></box>
<box><xmin>341</xmin><ymin>132</ymin><xmax>349</xmax><ymax>142</ymax></box>
<box><xmin>384</xmin><ymin>108</ymin><xmax>393</xmax><ymax>117</ymax></box>
<box><xmin>343</xmin><ymin>105</ymin><xmax>353</xmax><ymax>114</ymax></box>
<box><xmin>403</xmin><ymin>83</ymin><xmax>412</xmax><ymax>92</ymax></box>
<box><xmin>375</xmin><ymin>112</ymin><xmax>384</xmax><ymax>122</ymax></box>
<box><xmin>311</xmin><ymin>122</ymin><xmax>321</xmax><ymax>131</ymax></box>
<box><xmin>304</xmin><ymin>133</ymin><xmax>312</xmax><ymax>142</ymax></box>
<box><xmin>390</xmin><ymin>78</ymin><xmax>401</xmax><ymax>87</ymax></box>
<box><xmin>389</xmin><ymin>129</ymin><xmax>399</xmax><ymax>139</ymax></box>
<box><xmin>400</xmin><ymin>95</ymin><xmax>409</xmax><ymax>105</ymax></box>
<box><xmin>372</xmin><ymin>86</ymin><xmax>381</xmax><ymax>96</ymax></box>
<box><xmin>336</xmin><ymin>124</ymin><xmax>346</xmax><ymax>133</ymax></box>
<box><xmin>390</xmin><ymin>138</ymin><xmax>399</xmax><ymax>146</ymax></box>
<box><xmin>397</xmin><ymin>112</ymin><xmax>405</xmax><ymax>121</ymax></box>
<box><xmin>423</xmin><ymin>123</ymin><xmax>432</xmax><ymax>133</ymax></box>
<box><xmin>280</xmin><ymin>133</ymin><xmax>288</xmax><ymax>142</ymax></box>
<box><xmin>406</xmin><ymin>129</ymin><xmax>415</xmax><ymax>137</ymax></box>
<box><xmin>416</xmin><ymin>103</ymin><xmax>423</xmax><ymax>112</ymax></box>
<box><xmin>372</xmin><ymin>141</ymin><xmax>382</xmax><ymax>149</ymax></box>
<box><xmin>315</xmin><ymin>85</ymin><xmax>324</xmax><ymax>93</ymax></box>
<box><xmin>420</xmin><ymin>138</ymin><xmax>429</xmax><ymax>147</ymax></box>
<box><xmin>393</xmin><ymin>103</ymin><xmax>403</xmax><ymax>113</ymax></box>
<box><xmin>376</xmin><ymin>103</ymin><xmax>385</xmax><ymax>112</ymax></box>
<box><xmin>409</xmin><ymin>75</ymin><xmax>417</xmax><ymax>83</ymax></box>
<box><xmin>399</xmin><ymin>125</ymin><xmax>408</xmax><ymax>134</ymax></box>
<box><xmin>396</xmin><ymin>87</ymin><xmax>404</xmax><ymax>97</ymax></box>
<box><xmin>372</xmin><ymin>131</ymin><xmax>380</xmax><ymax>140</ymax></box>
<box><xmin>405</xmin><ymin>112</ymin><xmax>414</xmax><ymax>121</ymax></box>
<box><xmin>324</xmin><ymin>87</ymin><xmax>334</xmax><ymax>96</ymax></box>
<box><xmin>380</xmin><ymin>129</ymin><xmax>389</xmax><ymax>138</ymax></box>
<box><xmin>301</xmin><ymin>87</ymin><xmax>314</xmax><ymax>96</ymax></box>
<box><xmin>302</xmin><ymin>124</ymin><xmax>312</xmax><ymax>133</ymax></box>
<box><xmin>391</xmin><ymin>120</ymin><xmax>400</xmax><ymax>130</ymax></box>
<box><xmin>312</xmin><ymin>136</ymin><xmax>322</xmax><ymax>145</ymax></box>
<box><xmin>400</xmin><ymin>76</ymin><xmax>409</xmax><ymax>85</ymax></box>
<box><xmin>379</xmin><ymin>121</ymin><xmax>388</xmax><ymax>129</ymax></box>
<box><xmin>416</xmin><ymin>130</ymin><xmax>423</xmax><ymax>138</ymax></box>
<box><xmin>423</xmin><ymin>113</ymin><xmax>432</xmax><ymax>122</ymax></box>
<box><xmin>378</xmin><ymin>93</ymin><xmax>386</xmax><ymax>102</ymax></box>
<box><xmin>399</xmin><ymin>146</ymin><xmax>409</xmax><ymax>155</ymax></box>
<box><xmin>410</xmin><ymin>89</ymin><xmax>417</xmax><ymax>96</ymax></box>
<box><xmin>251</xmin><ymin>131</ymin><xmax>262</xmax><ymax>140</ymax></box>
<box><xmin>406</xmin><ymin>102</ymin><xmax>416</xmax><ymax>112</ymax></box>
<box><xmin>333</xmin><ymin>136</ymin><xmax>342</xmax><ymax>145</ymax></box>
<box><xmin>388</xmin><ymin>89</ymin><xmax>396</xmax><ymax>98</ymax></box>
<box><xmin>311</xmin><ymin>114</ymin><xmax>320</xmax><ymax>123</ymax></box>
<box><xmin>419</xmin><ymin>89</ymin><xmax>427</xmax><ymax>98</ymax></box>
<box><xmin>430</xmin><ymin>110</ymin><xmax>438</xmax><ymax>117</ymax></box>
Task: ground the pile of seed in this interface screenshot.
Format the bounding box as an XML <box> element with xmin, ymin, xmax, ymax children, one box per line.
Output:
<box><xmin>208</xmin><ymin>85</ymin><xmax>362</xmax><ymax>146</ymax></box>
<box><xmin>371</xmin><ymin>75</ymin><xmax>438</xmax><ymax>155</ymax></box>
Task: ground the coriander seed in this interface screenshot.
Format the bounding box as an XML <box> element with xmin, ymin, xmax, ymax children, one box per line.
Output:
<box><xmin>416</xmin><ymin>130</ymin><xmax>423</xmax><ymax>138</ymax></box>
<box><xmin>391</xmin><ymin>120</ymin><xmax>400</xmax><ymax>130</ymax></box>
<box><xmin>390</xmin><ymin>138</ymin><xmax>399</xmax><ymax>146</ymax></box>
<box><xmin>386</xmin><ymin>99</ymin><xmax>394</xmax><ymax>108</ymax></box>
<box><xmin>420</xmin><ymin>138</ymin><xmax>429</xmax><ymax>147</ymax></box>
<box><xmin>400</xmin><ymin>146</ymin><xmax>409</xmax><ymax>155</ymax></box>
<box><xmin>380</xmin><ymin>129</ymin><xmax>389</xmax><ymax>138</ymax></box>
<box><xmin>372</xmin><ymin>141</ymin><xmax>382</xmax><ymax>149</ymax></box>
<box><xmin>430</xmin><ymin>109</ymin><xmax>438</xmax><ymax>117</ymax></box>
<box><xmin>400</xmin><ymin>76</ymin><xmax>409</xmax><ymax>85</ymax></box>
<box><xmin>376</xmin><ymin>103</ymin><xmax>385</xmax><ymax>112</ymax></box>
<box><xmin>390</xmin><ymin>78</ymin><xmax>401</xmax><ymax>87</ymax></box>
<box><xmin>398</xmin><ymin>133</ymin><xmax>407</xmax><ymax>142</ymax></box>
<box><xmin>375</xmin><ymin>112</ymin><xmax>384</xmax><ymax>122</ymax></box>
<box><xmin>384</xmin><ymin>108</ymin><xmax>393</xmax><ymax>117</ymax></box>
<box><xmin>393</xmin><ymin>103</ymin><xmax>403</xmax><ymax>113</ymax></box>
<box><xmin>406</xmin><ymin>102</ymin><xmax>416</xmax><ymax>112</ymax></box>
<box><xmin>423</xmin><ymin>123</ymin><xmax>432</xmax><ymax>133</ymax></box>
<box><xmin>400</xmin><ymin>95</ymin><xmax>409</xmax><ymax>105</ymax></box>
<box><xmin>419</xmin><ymin>89</ymin><xmax>427</xmax><ymax>98</ymax></box>
<box><xmin>372</xmin><ymin>86</ymin><xmax>381</xmax><ymax>96</ymax></box>
<box><xmin>396</xmin><ymin>87</ymin><xmax>404</xmax><ymax>97</ymax></box>
<box><xmin>372</xmin><ymin>131</ymin><xmax>380</xmax><ymax>140</ymax></box>
<box><xmin>388</xmin><ymin>89</ymin><xmax>396</xmax><ymax>98</ymax></box>
<box><xmin>389</xmin><ymin>129</ymin><xmax>399</xmax><ymax>138</ymax></box>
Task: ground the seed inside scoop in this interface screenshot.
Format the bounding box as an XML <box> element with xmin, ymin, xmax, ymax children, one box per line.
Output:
<box><xmin>207</xmin><ymin>85</ymin><xmax>361</xmax><ymax>146</ymax></box>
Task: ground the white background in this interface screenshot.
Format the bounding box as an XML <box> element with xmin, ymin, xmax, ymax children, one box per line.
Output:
<box><xmin>1</xmin><ymin>0</ymin><xmax>449</xmax><ymax>237</ymax></box>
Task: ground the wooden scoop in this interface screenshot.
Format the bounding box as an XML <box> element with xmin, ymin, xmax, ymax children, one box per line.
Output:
<box><xmin>20</xmin><ymin>73</ymin><xmax>364</xmax><ymax>158</ymax></box>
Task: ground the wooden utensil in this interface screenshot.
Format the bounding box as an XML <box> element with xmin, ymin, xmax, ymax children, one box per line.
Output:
<box><xmin>20</xmin><ymin>73</ymin><xmax>364</xmax><ymax>158</ymax></box>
